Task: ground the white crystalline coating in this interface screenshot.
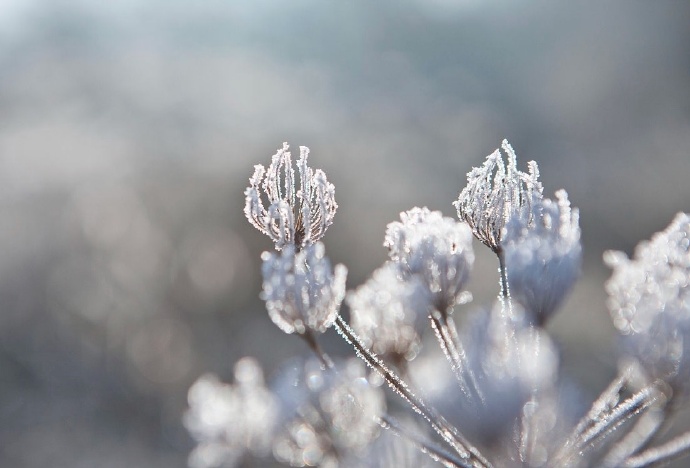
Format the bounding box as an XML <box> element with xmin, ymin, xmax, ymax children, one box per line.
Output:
<box><xmin>244</xmin><ymin>143</ymin><xmax>337</xmax><ymax>250</ymax></box>
<box><xmin>605</xmin><ymin>212</ymin><xmax>690</xmax><ymax>395</ymax></box>
<box><xmin>348</xmin><ymin>263</ymin><xmax>429</xmax><ymax>361</ymax></box>
<box><xmin>502</xmin><ymin>190</ymin><xmax>582</xmax><ymax>324</ymax></box>
<box><xmin>272</xmin><ymin>358</ymin><xmax>386</xmax><ymax>466</ymax></box>
<box><xmin>453</xmin><ymin>140</ymin><xmax>543</xmax><ymax>253</ymax></box>
<box><xmin>384</xmin><ymin>207</ymin><xmax>474</xmax><ymax>312</ymax></box>
<box><xmin>184</xmin><ymin>357</ymin><xmax>278</xmax><ymax>468</ymax></box>
<box><xmin>261</xmin><ymin>241</ymin><xmax>347</xmax><ymax>335</ymax></box>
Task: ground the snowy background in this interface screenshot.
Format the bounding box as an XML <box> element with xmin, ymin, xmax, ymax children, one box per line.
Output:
<box><xmin>1</xmin><ymin>1</ymin><xmax>689</xmax><ymax>466</ymax></box>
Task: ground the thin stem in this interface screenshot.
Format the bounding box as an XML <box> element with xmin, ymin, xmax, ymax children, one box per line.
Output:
<box><xmin>334</xmin><ymin>314</ymin><xmax>492</xmax><ymax>468</ymax></box>
<box><xmin>623</xmin><ymin>430</ymin><xmax>690</xmax><ymax>467</ymax></box>
<box><xmin>557</xmin><ymin>370</ymin><xmax>629</xmax><ymax>461</ymax></box>
<box><xmin>602</xmin><ymin>407</ymin><xmax>665</xmax><ymax>467</ymax></box>
<box><xmin>578</xmin><ymin>385</ymin><xmax>658</xmax><ymax>456</ymax></box>
<box><xmin>378</xmin><ymin>415</ymin><xmax>473</xmax><ymax>468</ymax></box>
<box><xmin>497</xmin><ymin>249</ymin><xmax>509</xmax><ymax>300</ymax></box>
<box><xmin>430</xmin><ymin>311</ymin><xmax>484</xmax><ymax>405</ymax></box>
<box><xmin>300</xmin><ymin>329</ymin><xmax>333</xmax><ymax>369</ymax></box>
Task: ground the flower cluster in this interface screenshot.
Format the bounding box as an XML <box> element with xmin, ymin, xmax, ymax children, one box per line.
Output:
<box><xmin>605</xmin><ymin>212</ymin><xmax>690</xmax><ymax>398</ymax></box>
<box><xmin>186</xmin><ymin>141</ymin><xmax>690</xmax><ymax>468</ymax></box>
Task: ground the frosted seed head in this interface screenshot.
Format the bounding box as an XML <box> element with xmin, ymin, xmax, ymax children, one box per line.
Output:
<box><xmin>261</xmin><ymin>242</ymin><xmax>347</xmax><ymax>335</ymax></box>
<box><xmin>184</xmin><ymin>359</ymin><xmax>278</xmax><ymax>468</ymax></box>
<box><xmin>271</xmin><ymin>358</ymin><xmax>385</xmax><ymax>466</ymax></box>
<box><xmin>348</xmin><ymin>262</ymin><xmax>429</xmax><ymax>362</ymax></box>
<box><xmin>244</xmin><ymin>143</ymin><xmax>337</xmax><ymax>250</ymax></box>
<box><xmin>502</xmin><ymin>190</ymin><xmax>582</xmax><ymax>325</ymax></box>
<box><xmin>384</xmin><ymin>207</ymin><xmax>474</xmax><ymax>312</ymax></box>
<box><xmin>443</xmin><ymin>302</ymin><xmax>558</xmax><ymax>442</ymax></box>
<box><xmin>606</xmin><ymin>212</ymin><xmax>690</xmax><ymax>397</ymax></box>
<box><xmin>454</xmin><ymin>140</ymin><xmax>543</xmax><ymax>254</ymax></box>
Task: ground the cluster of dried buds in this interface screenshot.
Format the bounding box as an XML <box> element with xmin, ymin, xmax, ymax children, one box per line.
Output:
<box><xmin>185</xmin><ymin>141</ymin><xmax>690</xmax><ymax>468</ymax></box>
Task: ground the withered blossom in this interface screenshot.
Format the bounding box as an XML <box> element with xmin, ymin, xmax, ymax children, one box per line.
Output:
<box><xmin>384</xmin><ymin>207</ymin><xmax>474</xmax><ymax>312</ymax></box>
<box><xmin>184</xmin><ymin>357</ymin><xmax>279</xmax><ymax>468</ymax></box>
<box><xmin>605</xmin><ymin>212</ymin><xmax>690</xmax><ymax>397</ymax></box>
<box><xmin>245</xmin><ymin>143</ymin><xmax>337</xmax><ymax>250</ymax></box>
<box><xmin>261</xmin><ymin>241</ymin><xmax>347</xmax><ymax>335</ymax></box>
<box><xmin>454</xmin><ymin>140</ymin><xmax>543</xmax><ymax>254</ymax></box>
<box><xmin>272</xmin><ymin>358</ymin><xmax>385</xmax><ymax>467</ymax></box>
<box><xmin>503</xmin><ymin>190</ymin><xmax>582</xmax><ymax>325</ymax></box>
<box><xmin>348</xmin><ymin>262</ymin><xmax>429</xmax><ymax>363</ymax></box>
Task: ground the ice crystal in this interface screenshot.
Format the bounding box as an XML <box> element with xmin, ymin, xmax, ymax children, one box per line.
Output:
<box><xmin>245</xmin><ymin>143</ymin><xmax>337</xmax><ymax>250</ymax></box>
<box><xmin>503</xmin><ymin>190</ymin><xmax>582</xmax><ymax>325</ymax></box>
<box><xmin>384</xmin><ymin>207</ymin><xmax>474</xmax><ymax>312</ymax></box>
<box><xmin>184</xmin><ymin>357</ymin><xmax>278</xmax><ymax>468</ymax></box>
<box><xmin>605</xmin><ymin>212</ymin><xmax>690</xmax><ymax>396</ymax></box>
<box><xmin>271</xmin><ymin>358</ymin><xmax>385</xmax><ymax>467</ymax></box>
<box><xmin>348</xmin><ymin>262</ymin><xmax>429</xmax><ymax>362</ymax></box>
<box><xmin>261</xmin><ymin>241</ymin><xmax>347</xmax><ymax>335</ymax></box>
<box><xmin>453</xmin><ymin>140</ymin><xmax>543</xmax><ymax>254</ymax></box>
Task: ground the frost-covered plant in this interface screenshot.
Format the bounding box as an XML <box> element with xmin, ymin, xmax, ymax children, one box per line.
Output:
<box><xmin>186</xmin><ymin>141</ymin><xmax>690</xmax><ymax>468</ymax></box>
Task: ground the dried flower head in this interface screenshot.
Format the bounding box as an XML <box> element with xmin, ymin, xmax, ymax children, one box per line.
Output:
<box><xmin>272</xmin><ymin>358</ymin><xmax>385</xmax><ymax>466</ymax></box>
<box><xmin>184</xmin><ymin>357</ymin><xmax>278</xmax><ymax>468</ymax></box>
<box><xmin>384</xmin><ymin>207</ymin><xmax>474</xmax><ymax>312</ymax></box>
<box><xmin>245</xmin><ymin>143</ymin><xmax>337</xmax><ymax>250</ymax></box>
<box><xmin>454</xmin><ymin>140</ymin><xmax>543</xmax><ymax>254</ymax></box>
<box><xmin>261</xmin><ymin>241</ymin><xmax>347</xmax><ymax>335</ymax></box>
<box><xmin>605</xmin><ymin>212</ymin><xmax>690</xmax><ymax>396</ymax></box>
<box><xmin>503</xmin><ymin>190</ymin><xmax>582</xmax><ymax>325</ymax></box>
<box><xmin>348</xmin><ymin>263</ymin><xmax>429</xmax><ymax>362</ymax></box>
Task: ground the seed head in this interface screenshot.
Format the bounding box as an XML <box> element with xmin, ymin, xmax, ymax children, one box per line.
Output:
<box><xmin>503</xmin><ymin>190</ymin><xmax>582</xmax><ymax>325</ymax></box>
<box><xmin>605</xmin><ymin>212</ymin><xmax>690</xmax><ymax>396</ymax></box>
<box><xmin>261</xmin><ymin>242</ymin><xmax>347</xmax><ymax>335</ymax></box>
<box><xmin>454</xmin><ymin>140</ymin><xmax>543</xmax><ymax>254</ymax></box>
<box><xmin>245</xmin><ymin>143</ymin><xmax>337</xmax><ymax>250</ymax></box>
<box><xmin>384</xmin><ymin>207</ymin><xmax>474</xmax><ymax>312</ymax></box>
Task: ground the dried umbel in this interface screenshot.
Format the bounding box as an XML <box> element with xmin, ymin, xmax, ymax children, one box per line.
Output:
<box><xmin>503</xmin><ymin>190</ymin><xmax>582</xmax><ymax>325</ymax></box>
<box><xmin>384</xmin><ymin>207</ymin><xmax>474</xmax><ymax>312</ymax></box>
<box><xmin>187</xmin><ymin>140</ymin><xmax>690</xmax><ymax>468</ymax></box>
<box><xmin>272</xmin><ymin>358</ymin><xmax>386</xmax><ymax>467</ymax></box>
<box><xmin>605</xmin><ymin>212</ymin><xmax>690</xmax><ymax>397</ymax></box>
<box><xmin>348</xmin><ymin>263</ymin><xmax>429</xmax><ymax>363</ymax></box>
<box><xmin>454</xmin><ymin>140</ymin><xmax>543</xmax><ymax>254</ymax></box>
<box><xmin>261</xmin><ymin>241</ymin><xmax>347</xmax><ymax>335</ymax></box>
<box><xmin>245</xmin><ymin>143</ymin><xmax>337</xmax><ymax>250</ymax></box>
<box><xmin>184</xmin><ymin>358</ymin><xmax>278</xmax><ymax>468</ymax></box>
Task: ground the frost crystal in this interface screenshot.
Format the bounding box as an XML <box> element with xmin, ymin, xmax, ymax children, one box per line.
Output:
<box><xmin>348</xmin><ymin>263</ymin><xmax>429</xmax><ymax>362</ymax></box>
<box><xmin>453</xmin><ymin>140</ymin><xmax>543</xmax><ymax>254</ymax></box>
<box><xmin>384</xmin><ymin>207</ymin><xmax>474</xmax><ymax>312</ymax></box>
<box><xmin>245</xmin><ymin>143</ymin><xmax>337</xmax><ymax>250</ymax></box>
<box><xmin>605</xmin><ymin>212</ymin><xmax>690</xmax><ymax>396</ymax></box>
<box><xmin>261</xmin><ymin>241</ymin><xmax>347</xmax><ymax>335</ymax></box>
<box><xmin>272</xmin><ymin>358</ymin><xmax>385</xmax><ymax>467</ymax></box>
<box><xmin>503</xmin><ymin>190</ymin><xmax>582</xmax><ymax>325</ymax></box>
<box><xmin>184</xmin><ymin>357</ymin><xmax>278</xmax><ymax>468</ymax></box>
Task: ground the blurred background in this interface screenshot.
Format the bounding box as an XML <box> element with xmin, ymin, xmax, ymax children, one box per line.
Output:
<box><xmin>1</xmin><ymin>1</ymin><xmax>689</xmax><ymax>466</ymax></box>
